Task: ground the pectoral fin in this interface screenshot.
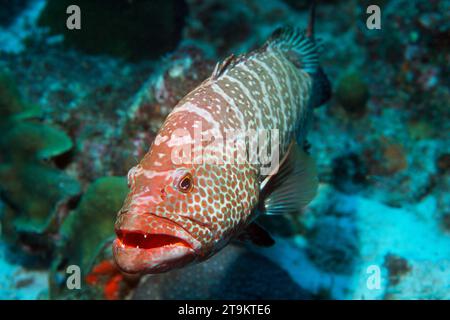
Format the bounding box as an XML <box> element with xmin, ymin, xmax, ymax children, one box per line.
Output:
<box><xmin>259</xmin><ymin>141</ymin><xmax>318</xmax><ymax>215</ymax></box>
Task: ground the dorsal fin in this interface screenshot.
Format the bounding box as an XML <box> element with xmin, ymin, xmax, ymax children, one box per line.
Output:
<box><xmin>265</xmin><ymin>26</ymin><xmax>319</xmax><ymax>74</ymax></box>
<box><xmin>211</xmin><ymin>53</ymin><xmax>246</xmax><ymax>80</ymax></box>
<box><xmin>265</xmin><ymin>1</ymin><xmax>331</xmax><ymax>108</ymax></box>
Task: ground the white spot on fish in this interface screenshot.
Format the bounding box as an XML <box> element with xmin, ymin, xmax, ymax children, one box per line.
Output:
<box><xmin>154</xmin><ymin>135</ymin><xmax>169</xmax><ymax>146</ymax></box>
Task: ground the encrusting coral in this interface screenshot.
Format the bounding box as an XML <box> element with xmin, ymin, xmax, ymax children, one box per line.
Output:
<box><xmin>0</xmin><ymin>71</ymin><xmax>40</xmax><ymax>121</ymax></box>
<box><xmin>49</xmin><ymin>176</ymin><xmax>128</xmax><ymax>299</ymax></box>
<box><xmin>1</xmin><ymin>121</ymin><xmax>73</xmax><ymax>161</ymax></box>
<box><xmin>0</xmin><ymin>74</ymin><xmax>79</xmax><ymax>242</ymax></box>
<box><xmin>0</xmin><ymin>163</ymin><xmax>80</xmax><ymax>235</ymax></box>
<box><xmin>59</xmin><ymin>176</ymin><xmax>128</xmax><ymax>272</ymax></box>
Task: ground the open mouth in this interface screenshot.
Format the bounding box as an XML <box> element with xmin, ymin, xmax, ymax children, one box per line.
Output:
<box><xmin>113</xmin><ymin>214</ymin><xmax>199</xmax><ymax>274</ymax></box>
<box><xmin>115</xmin><ymin>229</ymin><xmax>192</xmax><ymax>250</ymax></box>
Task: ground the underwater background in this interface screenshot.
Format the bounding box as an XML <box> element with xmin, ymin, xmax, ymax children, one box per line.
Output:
<box><xmin>0</xmin><ymin>0</ymin><xmax>448</xmax><ymax>300</ymax></box>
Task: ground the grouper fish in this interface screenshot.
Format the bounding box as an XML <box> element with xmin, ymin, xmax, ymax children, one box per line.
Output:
<box><xmin>113</xmin><ymin>7</ymin><xmax>331</xmax><ymax>274</ymax></box>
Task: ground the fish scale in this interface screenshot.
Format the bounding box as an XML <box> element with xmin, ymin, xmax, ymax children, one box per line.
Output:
<box><xmin>113</xmin><ymin>22</ymin><xmax>330</xmax><ymax>274</ymax></box>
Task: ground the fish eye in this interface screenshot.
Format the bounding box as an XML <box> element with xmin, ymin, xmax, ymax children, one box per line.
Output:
<box><xmin>177</xmin><ymin>173</ymin><xmax>193</xmax><ymax>193</ymax></box>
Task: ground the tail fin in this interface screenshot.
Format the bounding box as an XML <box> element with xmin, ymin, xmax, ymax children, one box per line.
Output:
<box><xmin>309</xmin><ymin>66</ymin><xmax>331</xmax><ymax>108</ymax></box>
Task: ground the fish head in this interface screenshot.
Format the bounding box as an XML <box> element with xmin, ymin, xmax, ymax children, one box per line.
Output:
<box><xmin>113</xmin><ymin>161</ymin><xmax>201</xmax><ymax>274</ymax></box>
<box><xmin>113</xmin><ymin>159</ymin><xmax>259</xmax><ymax>274</ymax></box>
<box><xmin>113</xmin><ymin>107</ymin><xmax>259</xmax><ymax>274</ymax></box>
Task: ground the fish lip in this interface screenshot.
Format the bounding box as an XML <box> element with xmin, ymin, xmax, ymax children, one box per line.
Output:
<box><xmin>114</xmin><ymin>212</ymin><xmax>201</xmax><ymax>251</ymax></box>
<box><xmin>112</xmin><ymin>212</ymin><xmax>201</xmax><ymax>274</ymax></box>
<box><xmin>112</xmin><ymin>238</ymin><xmax>196</xmax><ymax>274</ymax></box>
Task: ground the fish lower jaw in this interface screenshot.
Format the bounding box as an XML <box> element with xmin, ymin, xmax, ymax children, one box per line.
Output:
<box><xmin>112</xmin><ymin>238</ymin><xmax>196</xmax><ymax>274</ymax></box>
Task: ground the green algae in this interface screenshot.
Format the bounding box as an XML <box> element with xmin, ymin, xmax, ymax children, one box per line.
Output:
<box><xmin>0</xmin><ymin>72</ymin><xmax>41</xmax><ymax>121</ymax></box>
<box><xmin>0</xmin><ymin>163</ymin><xmax>81</xmax><ymax>234</ymax></box>
<box><xmin>59</xmin><ymin>176</ymin><xmax>128</xmax><ymax>272</ymax></box>
<box><xmin>1</xmin><ymin>121</ymin><xmax>73</xmax><ymax>161</ymax></box>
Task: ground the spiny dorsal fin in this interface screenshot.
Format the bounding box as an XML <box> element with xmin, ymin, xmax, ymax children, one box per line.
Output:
<box><xmin>260</xmin><ymin>141</ymin><xmax>318</xmax><ymax>215</ymax></box>
<box><xmin>266</xmin><ymin>26</ymin><xmax>319</xmax><ymax>74</ymax></box>
<box><xmin>211</xmin><ymin>53</ymin><xmax>245</xmax><ymax>80</ymax></box>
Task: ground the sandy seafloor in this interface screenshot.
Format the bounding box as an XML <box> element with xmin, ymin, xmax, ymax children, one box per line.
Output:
<box><xmin>0</xmin><ymin>0</ymin><xmax>449</xmax><ymax>299</ymax></box>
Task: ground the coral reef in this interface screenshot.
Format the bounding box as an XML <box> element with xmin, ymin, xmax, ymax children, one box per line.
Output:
<box><xmin>0</xmin><ymin>72</ymin><xmax>40</xmax><ymax>121</ymax></box>
<box><xmin>0</xmin><ymin>0</ymin><xmax>448</xmax><ymax>300</ymax></box>
<box><xmin>0</xmin><ymin>0</ymin><xmax>31</xmax><ymax>28</ymax></box>
<box><xmin>0</xmin><ymin>163</ymin><xmax>80</xmax><ymax>236</ymax></box>
<box><xmin>331</xmin><ymin>153</ymin><xmax>368</xmax><ymax>194</ymax></box>
<box><xmin>363</xmin><ymin>137</ymin><xmax>408</xmax><ymax>177</ymax></box>
<box><xmin>38</xmin><ymin>0</ymin><xmax>188</xmax><ymax>61</ymax></box>
<box><xmin>305</xmin><ymin>214</ymin><xmax>359</xmax><ymax>275</ymax></box>
<box><xmin>58</xmin><ymin>176</ymin><xmax>127</xmax><ymax>272</ymax></box>
<box><xmin>1</xmin><ymin>121</ymin><xmax>72</xmax><ymax>161</ymax></box>
<box><xmin>383</xmin><ymin>254</ymin><xmax>411</xmax><ymax>286</ymax></box>
<box><xmin>0</xmin><ymin>74</ymin><xmax>79</xmax><ymax>246</ymax></box>
<box><xmin>49</xmin><ymin>176</ymin><xmax>128</xmax><ymax>299</ymax></box>
<box><xmin>335</xmin><ymin>72</ymin><xmax>369</xmax><ymax>117</ymax></box>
